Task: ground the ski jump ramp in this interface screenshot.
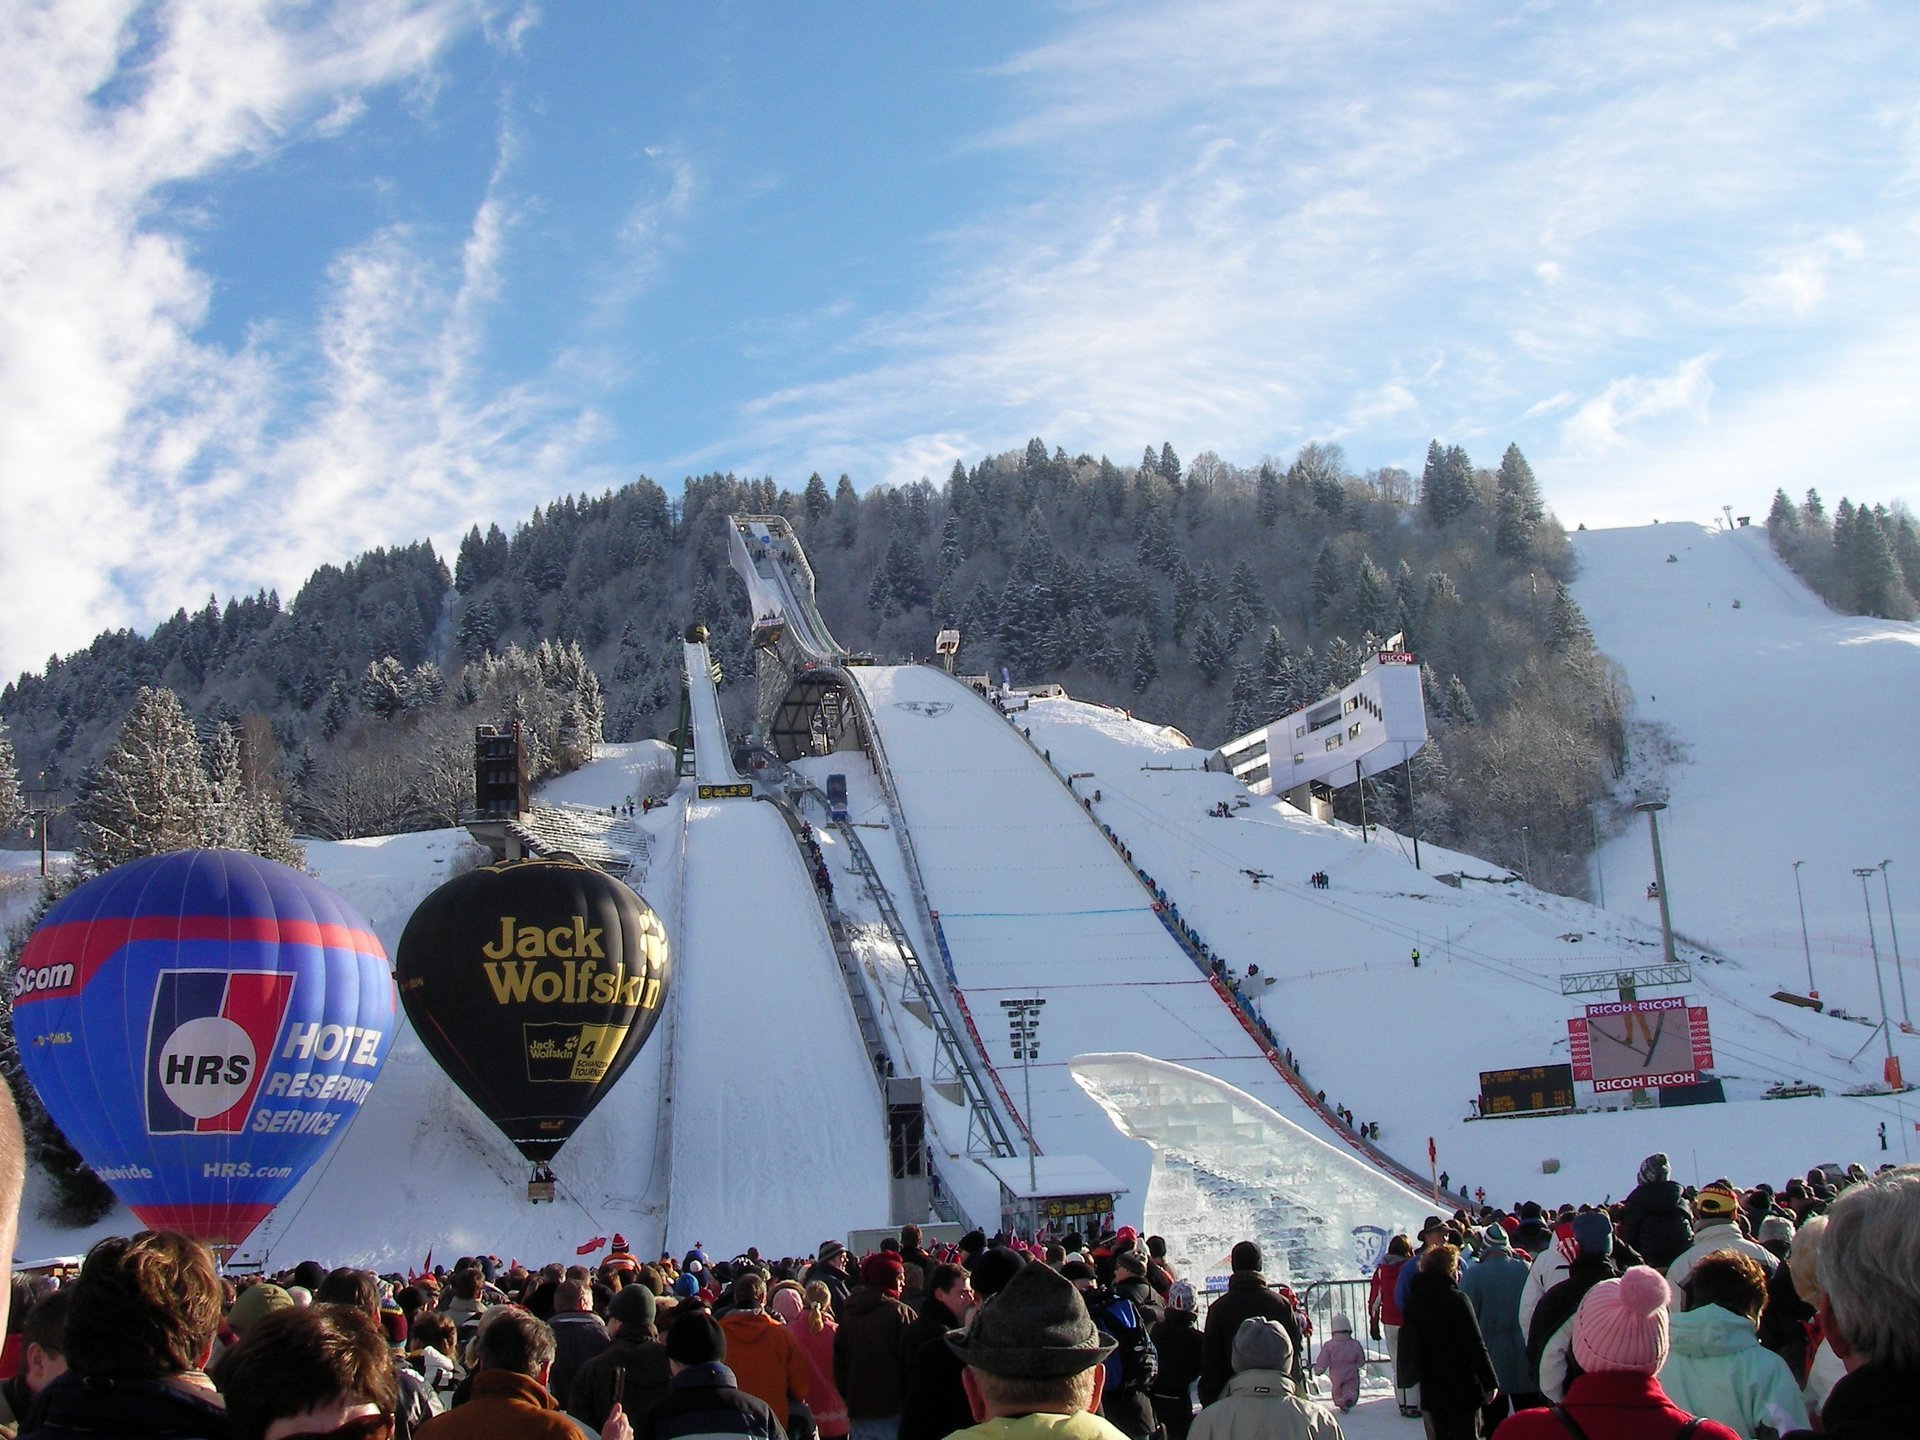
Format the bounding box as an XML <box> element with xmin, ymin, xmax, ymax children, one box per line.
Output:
<box><xmin>847</xmin><ymin>663</ymin><xmax>1407</xmax><ymax>1230</ymax></box>
<box><xmin>666</xmin><ymin>637</ymin><xmax>890</xmax><ymax>1252</ymax></box>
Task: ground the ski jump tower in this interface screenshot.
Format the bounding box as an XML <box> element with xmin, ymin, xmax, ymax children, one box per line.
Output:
<box><xmin>725</xmin><ymin>515</ymin><xmax>867</xmax><ymax>759</ymax></box>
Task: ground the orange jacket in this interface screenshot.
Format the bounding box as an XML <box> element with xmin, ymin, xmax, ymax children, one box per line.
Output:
<box><xmin>718</xmin><ymin>1309</ymin><xmax>810</xmax><ymax>1427</ymax></box>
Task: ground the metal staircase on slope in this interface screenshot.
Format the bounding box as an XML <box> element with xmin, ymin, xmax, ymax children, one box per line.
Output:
<box><xmin>829</xmin><ymin>813</ymin><xmax>1018</xmax><ymax>1160</ymax></box>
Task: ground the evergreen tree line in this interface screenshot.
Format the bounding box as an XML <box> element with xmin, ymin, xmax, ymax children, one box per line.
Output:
<box><xmin>1766</xmin><ymin>488</ymin><xmax>1920</xmax><ymax>620</ymax></box>
<box><xmin>6</xmin><ymin>440</ymin><xmax>1621</xmax><ymax>895</ymax></box>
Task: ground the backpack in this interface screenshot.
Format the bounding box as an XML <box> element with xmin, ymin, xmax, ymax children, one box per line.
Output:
<box><xmin>1095</xmin><ymin>1291</ymin><xmax>1160</xmax><ymax>1394</ymax></box>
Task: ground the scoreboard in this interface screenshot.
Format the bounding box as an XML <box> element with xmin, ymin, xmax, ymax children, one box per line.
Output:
<box><xmin>1478</xmin><ymin>1064</ymin><xmax>1576</xmax><ymax>1116</ymax></box>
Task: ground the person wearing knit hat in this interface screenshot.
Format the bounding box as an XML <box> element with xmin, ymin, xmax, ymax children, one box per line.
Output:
<box><xmin>943</xmin><ymin>1264</ymin><xmax>1128</xmax><ymax>1440</ymax></box>
<box><xmin>228</xmin><ymin>1281</ymin><xmax>295</xmax><ymax>1340</ymax></box>
<box><xmin>1188</xmin><ymin>1317</ymin><xmax>1340</xmax><ymax>1440</ymax></box>
<box><xmin>806</xmin><ymin>1242</ymin><xmax>854</xmax><ymax>1318</ymax></box>
<box><xmin>568</xmin><ymin>1284</ymin><xmax>669</xmax><ymax>1434</ymax></box>
<box><xmin>1621</xmin><ymin>1152</ymin><xmax>1695</xmax><ymax>1275</ymax></box>
<box><xmin>1489</xmin><ymin>1268</ymin><xmax>1740</xmax><ymax>1440</ymax></box>
<box><xmin>1525</xmin><ymin>1212</ymin><xmax>1624</xmax><ymax>1403</ymax></box>
<box><xmin>1198</xmin><ymin>1240</ymin><xmax>1305</xmax><ymax>1406</ymax></box>
<box><xmin>1310</xmin><ymin>1313</ymin><xmax>1368</xmax><ymax>1413</ymax></box>
<box><xmin>837</xmin><ymin>1249</ymin><xmax>915</xmax><ymax>1440</ymax></box>
<box><xmin>1666</xmin><ymin>1186</ymin><xmax>1778</xmax><ymax>1296</ymax></box>
<box><xmin>1148</xmin><ymin>1282</ymin><xmax>1204</xmax><ymax>1440</ymax></box>
<box><xmin>634</xmin><ymin>1309</ymin><xmax>783</xmax><ymax>1440</ymax></box>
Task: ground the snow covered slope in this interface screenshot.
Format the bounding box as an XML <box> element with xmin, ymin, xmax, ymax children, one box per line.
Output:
<box><xmin>11</xmin><ymin>523</ymin><xmax>1918</xmax><ymax>1276</ymax></box>
<box><xmin>1574</xmin><ymin>523</ymin><xmax>1920</xmax><ymax>1011</ymax></box>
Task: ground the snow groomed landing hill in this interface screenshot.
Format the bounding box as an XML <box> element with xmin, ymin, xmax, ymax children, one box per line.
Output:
<box><xmin>1573</xmin><ymin>523</ymin><xmax>1920</xmax><ymax>991</ymax></box>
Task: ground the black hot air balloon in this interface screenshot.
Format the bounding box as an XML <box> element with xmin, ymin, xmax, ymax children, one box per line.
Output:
<box><xmin>395</xmin><ymin>858</ymin><xmax>670</xmax><ymax>1162</ymax></box>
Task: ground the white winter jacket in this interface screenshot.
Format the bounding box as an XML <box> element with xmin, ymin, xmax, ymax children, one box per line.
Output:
<box><xmin>1189</xmin><ymin>1369</ymin><xmax>1345</xmax><ymax>1440</ymax></box>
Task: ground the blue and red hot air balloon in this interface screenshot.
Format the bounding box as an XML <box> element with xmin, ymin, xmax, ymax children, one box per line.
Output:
<box><xmin>11</xmin><ymin>849</ymin><xmax>395</xmax><ymax>1249</ymax></box>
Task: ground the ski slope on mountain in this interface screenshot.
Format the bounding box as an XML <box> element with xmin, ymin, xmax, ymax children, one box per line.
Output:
<box><xmin>10</xmin><ymin>522</ymin><xmax>1917</xmax><ymax>1280</ymax></box>
<box><xmin>1574</xmin><ymin>522</ymin><xmax>1920</xmax><ymax>1006</ymax></box>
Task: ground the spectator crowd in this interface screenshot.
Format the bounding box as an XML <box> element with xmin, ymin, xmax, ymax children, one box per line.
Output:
<box><xmin>0</xmin><ymin>1076</ymin><xmax>1910</xmax><ymax>1440</ymax></box>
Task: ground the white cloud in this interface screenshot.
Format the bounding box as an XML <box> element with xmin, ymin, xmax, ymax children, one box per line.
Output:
<box><xmin>0</xmin><ymin>1</ymin><xmax>503</xmax><ymax>679</ymax></box>
<box><xmin>1743</xmin><ymin>228</ymin><xmax>1867</xmax><ymax>315</ymax></box>
<box><xmin>1560</xmin><ymin>356</ymin><xmax>1716</xmax><ymax>456</ymax></box>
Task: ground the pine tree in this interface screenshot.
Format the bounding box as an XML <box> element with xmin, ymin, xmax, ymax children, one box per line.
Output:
<box><xmin>361</xmin><ymin>656</ymin><xmax>409</xmax><ymax>719</ymax></box>
<box><xmin>1848</xmin><ymin>507</ymin><xmax>1913</xmax><ymax>618</ymax></box>
<box><xmin>1351</xmin><ymin>555</ymin><xmax>1393</xmax><ymax>635</ymax></box>
<box><xmin>1495</xmin><ymin>443</ymin><xmax>1543</xmax><ymax>559</ymax></box>
<box><xmin>1226</xmin><ymin>560</ymin><xmax>1266</xmax><ymax>646</ymax></box>
<box><xmin>1226</xmin><ymin>663</ymin><xmax>1266</xmax><ymax>735</ymax></box>
<box><xmin>1547</xmin><ymin>584</ymin><xmax>1595</xmax><ymax>652</ymax></box>
<box><xmin>804</xmin><ymin>472</ymin><xmax>832</xmax><ymax>525</ymax></box>
<box><xmin>1422</xmin><ymin>441</ymin><xmax>1477</xmax><ymax>526</ymax></box>
<box><xmin>1446</xmin><ymin>673</ymin><xmax>1479</xmax><ymax>725</ymax></box>
<box><xmin>1311</xmin><ymin>541</ymin><xmax>1346</xmax><ymax>615</ymax></box>
<box><xmin>74</xmin><ymin>687</ymin><xmax>215</xmax><ymax>872</ymax></box>
<box><xmin>1193</xmin><ymin>610</ymin><xmax>1230</xmax><ymax>685</ymax></box>
<box><xmin>1255</xmin><ymin>463</ymin><xmax>1282</xmax><ymax>528</ymax></box>
<box><xmin>1767</xmin><ymin>488</ymin><xmax>1797</xmax><ymax>533</ymax></box>
<box><xmin>1129</xmin><ymin>627</ymin><xmax>1158</xmax><ymax>693</ymax></box>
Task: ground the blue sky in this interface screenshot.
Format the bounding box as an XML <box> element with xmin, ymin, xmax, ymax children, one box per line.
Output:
<box><xmin>2</xmin><ymin>0</ymin><xmax>1917</xmax><ymax>680</ymax></box>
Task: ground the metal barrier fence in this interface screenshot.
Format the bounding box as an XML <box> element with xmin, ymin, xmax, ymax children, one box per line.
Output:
<box><xmin>1298</xmin><ymin>1278</ymin><xmax>1392</xmax><ymax>1373</ymax></box>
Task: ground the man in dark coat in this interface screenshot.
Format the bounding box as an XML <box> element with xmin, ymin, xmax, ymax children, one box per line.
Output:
<box><xmin>1147</xmin><ymin>1280</ymin><xmax>1204</xmax><ymax>1440</ymax></box>
<box><xmin>1618</xmin><ymin>1152</ymin><xmax>1694</xmax><ymax>1273</ymax></box>
<box><xmin>1197</xmin><ymin>1241</ymin><xmax>1303</xmax><ymax>1405</ymax></box>
<box><xmin>570</xmin><ymin>1284</ymin><xmax>672</xmax><ymax>1435</ymax></box>
<box><xmin>1782</xmin><ymin>1166</ymin><xmax>1920</xmax><ymax>1440</ymax></box>
<box><xmin>805</xmin><ymin>1243</ymin><xmax>854</xmax><ymax>1318</ymax></box>
<box><xmin>634</xmin><ymin>1311</ymin><xmax>786</xmax><ymax>1440</ymax></box>
<box><xmin>833</xmin><ymin>1254</ymin><xmax>914</xmax><ymax>1440</ymax></box>
<box><xmin>547</xmin><ymin>1278</ymin><xmax>613</xmax><ymax>1414</ymax></box>
<box><xmin>1510</xmin><ymin>1202</ymin><xmax>1553</xmax><ymax>1260</ymax></box>
<box><xmin>897</xmin><ymin>1263</ymin><xmax>978</xmax><ymax>1440</ymax></box>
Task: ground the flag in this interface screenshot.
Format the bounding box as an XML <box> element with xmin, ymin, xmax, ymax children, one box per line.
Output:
<box><xmin>578</xmin><ymin>1235</ymin><xmax>608</xmax><ymax>1256</ymax></box>
<box><xmin>1428</xmin><ymin>1137</ymin><xmax>1437</xmax><ymax>1164</ymax></box>
<box><xmin>420</xmin><ymin>1248</ymin><xmax>432</xmax><ymax>1277</ymax></box>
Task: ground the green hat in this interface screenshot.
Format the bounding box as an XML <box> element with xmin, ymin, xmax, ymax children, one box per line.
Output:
<box><xmin>229</xmin><ymin>1282</ymin><xmax>294</xmax><ymax>1336</ymax></box>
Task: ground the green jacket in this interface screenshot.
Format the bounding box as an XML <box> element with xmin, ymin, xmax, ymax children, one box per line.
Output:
<box><xmin>1658</xmin><ymin>1305</ymin><xmax>1809</xmax><ymax>1439</ymax></box>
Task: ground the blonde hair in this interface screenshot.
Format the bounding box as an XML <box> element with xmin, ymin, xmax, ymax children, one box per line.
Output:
<box><xmin>1419</xmin><ymin>1243</ymin><xmax>1461</xmax><ymax>1280</ymax></box>
<box><xmin>803</xmin><ymin>1280</ymin><xmax>834</xmax><ymax>1334</ymax></box>
<box><xmin>1789</xmin><ymin>1214</ymin><xmax>1828</xmax><ymax>1307</ymax></box>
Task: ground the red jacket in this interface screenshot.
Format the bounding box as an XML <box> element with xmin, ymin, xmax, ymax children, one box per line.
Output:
<box><xmin>1493</xmin><ymin>1371</ymin><xmax>1742</xmax><ymax>1440</ymax></box>
<box><xmin>1369</xmin><ymin>1259</ymin><xmax>1409</xmax><ymax>1327</ymax></box>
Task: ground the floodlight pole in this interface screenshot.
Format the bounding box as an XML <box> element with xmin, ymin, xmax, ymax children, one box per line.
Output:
<box><xmin>1402</xmin><ymin>747</ymin><xmax>1422</xmax><ymax>872</ymax></box>
<box><xmin>1880</xmin><ymin>861</ymin><xmax>1909</xmax><ymax>1029</ymax></box>
<box><xmin>1854</xmin><ymin>869</ymin><xmax>1897</xmax><ymax>1078</ymax></box>
<box><xmin>1636</xmin><ymin>800</ymin><xmax>1677</xmax><ymax>966</ymax></box>
<box><xmin>1001</xmin><ymin>997</ymin><xmax>1047</xmax><ymax>1203</ymax></box>
<box><xmin>1792</xmin><ymin>861</ymin><xmax>1817</xmax><ymax>998</ymax></box>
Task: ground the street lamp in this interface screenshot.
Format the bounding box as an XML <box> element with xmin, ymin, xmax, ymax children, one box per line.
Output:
<box><xmin>1000</xmin><ymin>996</ymin><xmax>1047</xmax><ymax>1200</ymax></box>
<box><xmin>1792</xmin><ymin>861</ymin><xmax>1817</xmax><ymax>998</ymax></box>
<box><xmin>1635</xmin><ymin>800</ymin><xmax>1677</xmax><ymax>966</ymax></box>
<box><xmin>1853</xmin><ymin>868</ymin><xmax>1901</xmax><ymax>1090</ymax></box>
<box><xmin>1880</xmin><ymin>861</ymin><xmax>1909</xmax><ymax>1030</ymax></box>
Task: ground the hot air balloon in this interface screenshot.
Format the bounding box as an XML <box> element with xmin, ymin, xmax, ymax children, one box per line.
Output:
<box><xmin>10</xmin><ymin>849</ymin><xmax>395</xmax><ymax>1249</ymax></box>
<box><xmin>394</xmin><ymin>857</ymin><xmax>669</xmax><ymax>1167</ymax></box>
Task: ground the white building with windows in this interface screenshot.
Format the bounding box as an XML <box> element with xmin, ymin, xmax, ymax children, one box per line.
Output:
<box><xmin>1213</xmin><ymin>647</ymin><xmax>1428</xmax><ymax>798</ymax></box>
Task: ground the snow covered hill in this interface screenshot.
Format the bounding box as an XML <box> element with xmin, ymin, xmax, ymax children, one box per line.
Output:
<box><xmin>1575</xmin><ymin>522</ymin><xmax>1920</xmax><ymax>997</ymax></box>
<box><xmin>10</xmin><ymin>523</ymin><xmax>1916</xmax><ymax>1283</ymax></box>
